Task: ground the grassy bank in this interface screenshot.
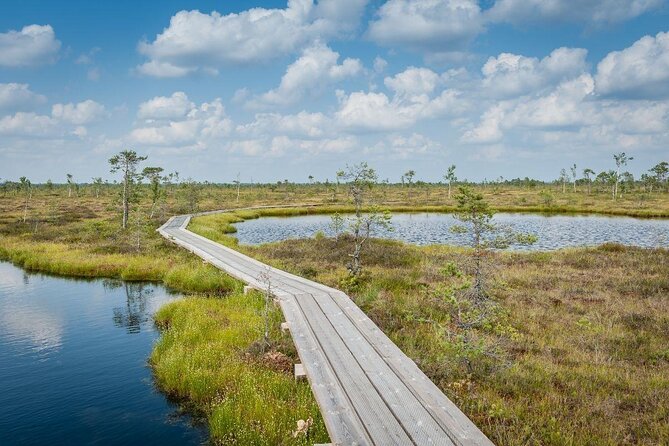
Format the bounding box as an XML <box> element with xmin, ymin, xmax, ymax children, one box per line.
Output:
<box><xmin>152</xmin><ymin>293</ymin><xmax>329</xmax><ymax>445</ymax></box>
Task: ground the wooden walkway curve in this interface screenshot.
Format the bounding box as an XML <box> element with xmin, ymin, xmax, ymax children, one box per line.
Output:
<box><xmin>158</xmin><ymin>211</ymin><xmax>494</xmax><ymax>446</ymax></box>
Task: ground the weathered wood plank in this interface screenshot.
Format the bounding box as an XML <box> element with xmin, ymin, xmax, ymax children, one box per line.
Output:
<box><xmin>157</xmin><ymin>211</ymin><xmax>495</xmax><ymax>446</ymax></box>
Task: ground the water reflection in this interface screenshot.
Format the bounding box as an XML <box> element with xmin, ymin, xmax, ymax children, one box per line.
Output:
<box><xmin>0</xmin><ymin>301</ymin><xmax>63</xmax><ymax>354</ymax></box>
<box><xmin>111</xmin><ymin>282</ymin><xmax>152</xmax><ymax>334</ymax></box>
<box><xmin>0</xmin><ymin>262</ymin><xmax>207</xmax><ymax>445</ymax></box>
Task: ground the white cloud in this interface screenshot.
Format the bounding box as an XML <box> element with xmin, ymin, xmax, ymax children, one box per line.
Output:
<box><xmin>373</xmin><ymin>56</ymin><xmax>388</xmax><ymax>74</ymax></box>
<box><xmin>0</xmin><ymin>112</ymin><xmax>59</xmax><ymax>137</ymax></box>
<box><xmin>461</xmin><ymin>105</ymin><xmax>505</xmax><ymax>144</ymax></box>
<box><xmin>52</xmin><ymin>100</ymin><xmax>106</xmax><ymax>125</ymax></box>
<box><xmin>137</xmin><ymin>1</ymin><xmax>369</xmax><ymax>77</ymax></box>
<box><xmin>384</xmin><ymin>67</ymin><xmax>440</xmax><ymax>98</ymax></box>
<box><xmin>130</xmin><ymin>94</ymin><xmax>232</xmax><ymax>149</ymax></box>
<box><xmin>137</xmin><ymin>92</ymin><xmax>195</xmax><ymax>120</ymax></box>
<box><xmin>462</xmin><ymin>68</ymin><xmax>669</xmax><ymax>152</ymax></box>
<box><xmin>0</xmin><ymin>99</ymin><xmax>105</xmax><ymax>137</ymax></box>
<box><xmin>335</xmin><ymin>65</ymin><xmax>469</xmax><ymax>132</ymax></box>
<box><xmin>486</xmin><ymin>0</ymin><xmax>663</xmax><ymax>25</ymax></box>
<box><xmin>336</xmin><ymin>91</ymin><xmax>420</xmax><ymax>131</ymax></box>
<box><xmin>0</xmin><ymin>25</ymin><xmax>61</xmax><ymax>67</ymax></box>
<box><xmin>136</xmin><ymin>60</ymin><xmax>197</xmax><ymax>78</ymax></box>
<box><xmin>250</xmin><ymin>42</ymin><xmax>362</xmax><ymax>108</ymax></box>
<box><xmin>237</xmin><ymin>111</ymin><xmax>332</xmax><ymax>138</ymax></box>
<box><xmin>365</xmin><ymin>133</ymin><xmax>442</xmax><ymax>159</ymax></box>
<box><xmin>481</xmin><ymin>47</ymin><xmax>588</xmax><ymax>97</ymax></box>
<box><xmin>0</xmin><ymin>83</ymin><xmax>47</xmax><ymax>111</ymax></box>
<box><xmin>595</xmin><ymin>31</ymin><xmax>669</xmax><ymax>99</ymax></box>
<box><xmin>368</xmin><ymin>0</ymin><xmax>483</xmax><ymax>56</ymax></box>
<box><xmin>503</xmin><ymin>74</ymin><xmax>596</xmax><ymax>129</ymax></box>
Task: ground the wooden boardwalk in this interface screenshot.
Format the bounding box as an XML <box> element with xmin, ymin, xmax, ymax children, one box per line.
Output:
<box><xmin>158</xmin><ymin>212</ymin><xmax>494</xmax><ymax>446</ymax></box>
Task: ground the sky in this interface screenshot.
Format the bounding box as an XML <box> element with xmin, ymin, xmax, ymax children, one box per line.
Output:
<box><xmin>1</xmin><ymin>0</ymin><xmax>668</xmax><ymax>184</ymax></box>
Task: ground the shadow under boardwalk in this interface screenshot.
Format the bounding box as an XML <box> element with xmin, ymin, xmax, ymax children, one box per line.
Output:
<box><xmin>159</xmin><ymin>212</ymin><xmax>494</xmax><ymax>446</ymax></box>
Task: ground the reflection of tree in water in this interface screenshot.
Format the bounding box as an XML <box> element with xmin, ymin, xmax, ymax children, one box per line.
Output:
<box><xmin>107</xmin><ymin>280</ymin><xmax>154</xmax><ymax>334</ymax></box>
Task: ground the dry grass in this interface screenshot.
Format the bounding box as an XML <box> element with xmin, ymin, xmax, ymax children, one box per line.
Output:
<box><xmin>246</xmin><ymin>237</ymin><xmax>669</xmax><ymax>446</ymax></box>
<box><xmin>1</xmin><ymin>183</ymin><xmax>668</xmax><ymax>445</ymax></box>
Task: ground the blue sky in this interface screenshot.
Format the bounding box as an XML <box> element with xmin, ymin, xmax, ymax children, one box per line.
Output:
<box><xmin>1</xmin><ymin>0</ymin><xmax>668</xmax><ymax>183</ymax></box>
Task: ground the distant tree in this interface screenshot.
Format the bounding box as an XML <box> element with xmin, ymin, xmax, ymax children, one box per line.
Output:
<box><xmin>582</xmin><ymin>168</ymin><xmax>595</xmax><ymax>194</ymax></box>
<box><xmin>613</xmin><ymin>152</ymin><xmax>633</xmax><ymax>199</ymax></box>
<box><xmin>308</xmin><ymin>175</ymin><xmax>314</xmax><ymax>184</ymax></box>
<box><xmin>109</xmin><ymin>150</ymin><xmax>147</xmax><ymax>229</ymax></box>
<box><xmin>19</xmin><ymin>176</ymin><xmax>31</xmax><ymax>223</ymax></box>
<box><xmin>404</xmin><ymin>170</ymin><xmax>415</xmax><ymax>199</ymax></box>
<box><xmin>233</xmin><ymin>173</ymin><xmax>241</xmax><ymax>203</ymax></box>
<box><xmin>444</xmin><ymin>165</ymin><xmax>457</xmax><ymax>198</ymax></box>
<box><xmin>597</xmin><ymin>170</ymin><xmax>616</xmax><ymax>197</ymax></box>
<box><xmin>66</xmin><ymin>173</ymin><xmax>74</xmax><ymax>198</ymax></box>
<box><xmin>181</xmin><ymin>178</ymin><xmax>200</xmax><ymax>213</ymax></box>
<box><xmin>650</xmin><ymin>161</ymin><xmax>668</xmax><ymax>192</ymax></box>
<box><xmin>92</xmin><ymin>177</ymin><xmax>103</xmax><ymax>198</ymax></box>
<box><xmin>142</xmin><ymin>167</ymin><xmax>164</xmax><ymax>218</ymax></box>
<box><xmin>620</xmin><ymin>172</ymin><xmax>635</xmax><ymax>194</ymax></box>
<box><xmin>45</xmin><ymin>179</ymin><xmax>53</xmax><ymax>192</ymax></box>
<box><xmin>570</xmin><ymin>164</ymin><xmax>577</xmax><ymax>192</ymax></box>
<box><xmin>559</xmin><ymin>168</ymin><xmax>569</xmax><ymax>193</ymax></box>
<box><xmin>335</xmin><ymin>170</ymin><xmax>345</xmax><ymax>195</ymax></box>
<box><xmin>342</xmin><ymin>162</ymin><xmax>392</xmax><ymax>276</ymax></box>
<box><xmin>329</xmin><ymin>213</ymin><xmax>345</xmax><ymax>241</ymax></box>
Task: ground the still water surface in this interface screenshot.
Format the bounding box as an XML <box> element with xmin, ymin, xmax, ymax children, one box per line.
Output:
<box><xmin>233</xmin><ymin>213</ymin><xmax>669</xmax><ymax>250</ymax></box>
<box><xmin>0</xmin><ymin>262</ymin><xmax>206</xmax><ymax>445</ymax></box>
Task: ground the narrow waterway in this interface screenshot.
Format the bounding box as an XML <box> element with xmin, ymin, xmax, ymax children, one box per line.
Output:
<box><xmin>0</xmin><ymin>262</ymin><xmax>207</xmax><ymax>445</ymax></box>
<box><xmin>233</xmin><ymin>212</ymin><xmax>669</xmax><ymax>250</ymax></box>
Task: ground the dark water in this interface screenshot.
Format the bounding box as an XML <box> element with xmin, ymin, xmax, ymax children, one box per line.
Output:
<box><xmin>233</xmin><ymin>213</ymin><xmax>669</xmax><ymax>250</ymax></box>
<box><xmin>0</xmin><ymin>262</ymin><xmax>207</xmax><ymax>445</ymax></box>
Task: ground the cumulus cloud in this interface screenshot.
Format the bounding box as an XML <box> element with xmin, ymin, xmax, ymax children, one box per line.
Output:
<box><xmin>481</xmin><ymin>47</ymin><xmax>588</xmax><ymax>97</ymax></box>
<box><xmin>335</xmin><ymin>66</ymin><xmax>468</xmax><ymax>132</ymax></box>
<box><xmin>365</xmin><ymin>133</ymin><xmax>442</xmax><ymax>159</ymax></box>
<box><xmin>384</xmin><ymin>67</ymin><xmax>440</xmax><ymax>98</ymax></box>
<box><xmin>0</xmin><ymin>99</ymin><xmax>105</xmax><ymax>138</ymax></box>
<box><xmin>137</xmin><ymin>0</ymin><xmax>369</xmax><ymax>77</ymax></box>
<box><xmin>51</xmin><ymin>100</ymin><xmax>106</xmax><ymax>125</ymax></box>
<box><xmin>250</xmin><ymin>42</ymin><xmax>362</xmax><ymax>108</ymax></box>
<box><xmin>137</xmin><ymin>92</ymin><xmax>195</xmax><ymax>120</ymax></box>
<box><xmin>130</xmin><ymin>93</ymin><xmax>232</xmax><ymax>149</ymax></box>
<box><xmin>368</xmin><ymin>0</ymin><xmax>483</xmax><ymax>56</ymax></box>
<box><xmin>595</xmin><ymin>31</ymin><xmax>669</xmax><ymax>99</ymax></box>
<box><xmin>486</xmin><ymin>0</ymin><xmax>663</xmax><ymax>25</ymax></box>
<box><xmin>0</xmin><ymin>112</ymin><xmax>59</xmax><ymax>137</ymax></box>
<box><xmin>0</xmin><ymin>83</ymin><xmax>47</xmax><ymax>111</ymax></box>
<box><xmin>0</xmin><ymin>25</ymin><xmax>61</xmax><ymax>67</ymax></box>
<box><xmin>237</xmin><ymin>111</ymin><xmax>332</xmax><ymax>138</ymax></box>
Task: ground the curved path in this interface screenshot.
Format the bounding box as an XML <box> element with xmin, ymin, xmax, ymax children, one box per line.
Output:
<box><xmin>159</xmin><ymin>211</ymin><xmax>494</xmax><ymax>446</ymax></box>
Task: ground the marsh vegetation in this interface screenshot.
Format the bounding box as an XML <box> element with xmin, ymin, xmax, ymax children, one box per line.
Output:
<box><xmin>1</xmin><ymin>155</ymin><xmax>668</xmax><ymax>445</ymax></box>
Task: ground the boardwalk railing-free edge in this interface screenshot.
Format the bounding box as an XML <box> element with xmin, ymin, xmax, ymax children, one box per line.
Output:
<box><xmin>158</xmin><ymin>209</ymin><xmax>495</xmax><ymax>446</ymax></box>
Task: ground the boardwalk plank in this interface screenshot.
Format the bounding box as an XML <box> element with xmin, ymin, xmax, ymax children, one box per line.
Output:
<box><xmin>158</xmin><ymin>212</ymin><xmax>495</xmax><ymax>446</ymax></box>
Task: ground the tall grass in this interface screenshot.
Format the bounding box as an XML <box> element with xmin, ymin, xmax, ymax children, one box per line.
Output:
<box><xmin>152</xmin><ymin>293</ymin><xmax>329</xmax><ymax>445</ymax></box>
<box><xmin>0</xmin><ymin>238</ymin><xmax>237</xmax><ymax>295</ymax></box>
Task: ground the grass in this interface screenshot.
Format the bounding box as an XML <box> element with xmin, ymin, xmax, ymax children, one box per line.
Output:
<box><xmin>242</xmin><ymin>236</ymin><xmax>669</xmax><ymax>445</ymax></box>
<box><xmin>152</xmin><ymin>293</ymin><xmax>329</xmax><ymax>445</ymax></box>
<box><xmin>1</xmin><ymin>183</ymin><xmax>668</xmax><ymax>444</ymax></box>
